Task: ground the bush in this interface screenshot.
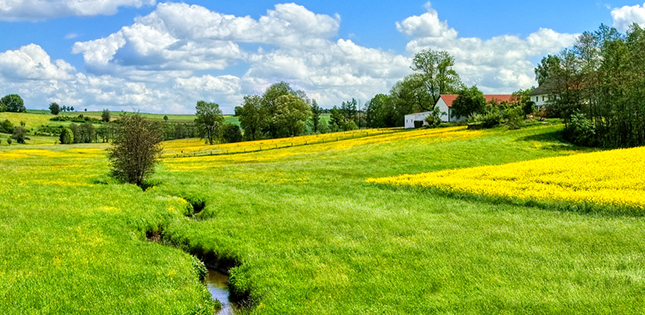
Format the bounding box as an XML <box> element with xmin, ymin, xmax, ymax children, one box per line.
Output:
<box><xmin>222</xmin><ymin>124</ymin><xmax>242</xmax><ymax>143</ymax></box>
<box><xmin>341</xmin><ymin>120</ymin><xmax>358</xmax><ymax>131</ymax></box>
<box><xmin>59</xmin><ymin>128</ymin><xmax>74</xmax><ymax>144</ymax></box>
<box><xmin>481</xmin><ymin>109</ymin><xmax>503</xmax><ymax>128</ymax></box>
<box><xmin>102</xmin><ymin>109</ymin><xmax>111</xmax><ymax>122</ymax></box>
<box><xmin>425</xmin><ymin>107</ymin><xmax>446</xmax><ymax>128</ymax></box>
<box><xmin>12</xmin><ymin>126</ymin><xmax>27</xmax><ymax>144</ymax></box>
<box><xmin>0</xmin><ymin>119</ymin><xmax>13</xmax><ymax>133</ymax></box>
<box><xmin>564</xmin><ymin>111</ymin><xmax>598</xmax><ymax>147</ymax></box>
<box><xmin>49</xmin><ymin>103</ymin><xmax>60</xmax><ymax>115</ymax></box>
<box><xmin>504</xmin><ymin>107</ymin><xmax>524</xmax><ymax>130</ymax></box>
<box><xmin>6</xmin><ymin>138</ymin><xmax>11</xmax><ymax>145</ymax></box>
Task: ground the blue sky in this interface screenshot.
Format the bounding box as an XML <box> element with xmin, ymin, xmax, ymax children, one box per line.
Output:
<box><xmin>0</xmin><ymin>1</ymin><xmax>644</xmax><ymax>113</ymax></box>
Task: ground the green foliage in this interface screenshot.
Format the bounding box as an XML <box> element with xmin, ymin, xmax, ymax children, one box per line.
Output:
<box><xmin>235</xmin><ymin>95</ymin><xmax>264</xmax><ymax>141</ymax></box>
<box><xmin>49</xmin><ymin>102</ymin><xmax>60</xmax><ymax>115</ymax></box>
<box><xmin>411</xmin><ymin>49</ymin><xmax>462</xmax><ymax>99</ymax></box>
<box><xmin>425</xmin><ymin>106</ymin><xmax>446</xmax><ymax>127</ymax></box>
<box><xmin>163</xmin><ymin>115</ymin><xmax>168</xmax><ymax>121</ymax></box>
<box><xmin>504</xmin><ymin>106</ymin><xmax>525</xmax><ymax>130</ymax></box>
<box><xmin>195</xmin><ymin>101</ymin><xmax>224</xmax><ymax>145</ymax></box>
<box><xmin>311</xmin><ymin>99</ymin><xmax>322</xmax><ymax>133</ymax></box>
<box><xmin>59</xmin><ymin>127</ymin><xmax>74</xmax><ymax>144</ymax></box>
<box><xmin>102</xmin><ymin>109</ymin><xmax>111</xmax><ymax>122</ymax></box>
<box><xmin>452</xmin><ymin>86</ymin><xmax>486</xmax><ymax>119</ymax></box>
<box><xmin>0</xmin><ymin>99</ymin><xmax>6</xmax><ymax>112</ymax></box>
<box><xmin>273</xmin><ymin>94</ymin><xmax>312</xmax><ymax>137</ymax></box>
<box><xmin>69</xmin><ymin>123</ymin><xmax>81</xmax><ymax>143</ymax></box>
<box><xmin>366</xmin><ymin>94</ymin><xmax>397</xmax><ymax>128</ymax></box>
<box><xmin>80</xmin><ymin>122</ymin><xmax>96</xmax><ymax>143</ymax></box>
<box><xmin>222</xmin><ymin>123</ymin><xmax>242</xmax><ymax>143</ymax></box>
<box><xmin>108</xmin><ymin>113</ymin><xmax>163</xmax><ymax>186</ymax></box>
<box><xmin>0</xmin><ymin>119</ymin><xmax>13</xmax><ymax>133</ymax></box>
<box><xmin>12</xmin><ymin>126</ymin><xmax>27</xmax><ymax>144</ymax></box>
<box><xmin>1</xmin><ymin>94</ymin><xmax>26</xmax><ymax>113</ymax></box>
<box><xmin>564</xmin><ymin>111</ymin><xmax>598</xmax><ymax>147</ymax></box>
<box><xmin>5</xmin><ymin>137</ymin><xmax>10</xmax><ymax>145</ymax></box>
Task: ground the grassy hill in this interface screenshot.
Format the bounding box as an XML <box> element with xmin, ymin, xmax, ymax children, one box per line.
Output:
<box><xmin>1</xmin><ymin>123</ymin><xmax>644</xmax><ymax>314</ymax></box>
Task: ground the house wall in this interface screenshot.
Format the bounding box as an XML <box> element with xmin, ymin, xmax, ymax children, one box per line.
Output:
<box><xmin>436</xmin><ymin>99</ymin><xmax>451</xmax><ymax>122</ymax></box>
<box><xmin>532</xmin><ymin>94</ymin><xmax>549</xmax><ymax>109</ymax></box>
<box><xmin>405</xmin><ymin>112</ymin><xmax>434</xmax><ymax>129</ymax></box>
<box><xmin>404</xmin><ymin>114</ymin><xmax>416</xmax><ymax>129</ymax></box>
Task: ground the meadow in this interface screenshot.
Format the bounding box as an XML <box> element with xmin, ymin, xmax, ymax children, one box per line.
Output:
<box><xmin>2</xmin><ymin>119</ymin><xmax>645</xmax><ymax>314</ymax></box>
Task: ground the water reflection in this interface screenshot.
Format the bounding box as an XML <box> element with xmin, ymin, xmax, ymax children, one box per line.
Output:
<box><xmin>205</xmin><ymin>268</ymin><xmax>238</xmax><ymax>315</ymax></box>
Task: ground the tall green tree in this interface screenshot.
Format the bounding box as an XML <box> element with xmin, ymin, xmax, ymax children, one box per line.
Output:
<box><xmin>261</xmin><ymin>82</ymin><xmax>295</xmax><ymax>138</ymax></box>
<box><xmin>273</xmin><ymin>94</ymin><xmax>312</xmax><ymax>137</ymax></box>
<box><xmin>235</xmin><ymin>95</ymin><xmax>264</xmax><ymax>140</ymax></box>
<box><xmin>411</xmin><ymin>49</ymin><xmax>462</xmax><ymax>104</ymax></box>
<box><xmin>1</xmin><ymin>94</ymin><xmax>25</xmax><ymax>113</ymax></box>
<box><xmin>311</xmin><ymin>99</ymin><xmax>322</xmax><ymax>133</ymax></box>
<box><xmin>329</xmin><ymin>106</ymin><xmax>344</xmax><ymax>132</ymax></box>
<box><xmin>451</xmin><ymin>86</ymin><xmax>486</xmax><ymax>119</ymax></box>
<box><xmin>195</xmin><ymin>101</ymin><xmax>224</xmax><ymax>145</ymax></box>
<box><xmin>366</xmin><ymin>94</ymin><xmax>396</xmax><ymax>127</ymax></box>
<box><xmin>534</xmin><ymin>55</ymin><xmax>562</xmax><ymax>86</ymax></box>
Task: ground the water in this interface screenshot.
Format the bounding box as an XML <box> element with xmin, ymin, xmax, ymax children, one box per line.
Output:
<box><xmin>205</xmin><ymin>268</ymin><xmax>238</xmax><ymax>315</ymax></box>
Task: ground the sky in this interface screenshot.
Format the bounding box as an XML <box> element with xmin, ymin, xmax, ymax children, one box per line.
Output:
<box><xmin>1</xmin><ymin>1</ymin><xmax>645</xmax><ymax>114</ymax></box>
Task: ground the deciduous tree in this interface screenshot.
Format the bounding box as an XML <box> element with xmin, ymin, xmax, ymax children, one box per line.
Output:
<box><xmin>195</xmin><ymin>101</ymin><xmax>224</xmax><ymax>145</ymax></box>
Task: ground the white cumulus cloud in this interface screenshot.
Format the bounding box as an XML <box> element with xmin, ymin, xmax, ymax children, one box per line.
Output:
<box><xmin>0</xmin><ymin>44</ymin><xmax>76</xmax><ymax>80</ymax></box>
<box><xmin>399</xmin><ymin>2</ymin><xmax>578</xmax><ymax>92</ymax></box>
<box><xmin>0</xmin><ymin>0</ymin><xmax>155</xmax><ymax>21</ymax></box>
<box><xmin>612</xmin><ymin>3</ymin><xmax>645</xmax><ymax>31</ymax></box>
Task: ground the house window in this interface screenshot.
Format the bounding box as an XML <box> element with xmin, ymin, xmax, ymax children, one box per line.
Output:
<box><xmin>542</xmin><ymin>96</ymin><xmax>545</xmax><ymax>101</ymax></box>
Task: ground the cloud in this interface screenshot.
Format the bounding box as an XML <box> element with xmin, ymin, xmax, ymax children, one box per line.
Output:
<box><xmin>0</xmin><ymin>0</ymin><xmax>155</xmax><ymax>21</ymax></box>
<box><xmin>0</xmin><ymin>44</ymin><xmax>76</xmax><ymax>80</ymax></box>
<box><xmin>1</xmin><ymin>2</ymin><xmax>579</xmax><ymax>114</ymax></box>
<box><xmin>398</xmin><ymin>2</ymin><xmax>578</xmax><ymax>92</ymax></box>
<box><xmin>611</xmin><ymin>3</ymin><xmax>645</xmax><ymax>31</ymax></box>
<box><xmin>64</xmin><ymin>33</ymin><xmax>78</xmax><ymax>40</ymax></box>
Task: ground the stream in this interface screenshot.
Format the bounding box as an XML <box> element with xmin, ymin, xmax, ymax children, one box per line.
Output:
<box><xmin>205</xmin><ymin>268</ymin><xmax>238</xmax><ymax>315</ymax></box>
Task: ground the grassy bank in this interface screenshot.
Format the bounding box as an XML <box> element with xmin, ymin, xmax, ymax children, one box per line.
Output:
<box><xmin>2</xmin><ymin>123</ymin><xmax>644</xmax><ymax>314</ymax></box>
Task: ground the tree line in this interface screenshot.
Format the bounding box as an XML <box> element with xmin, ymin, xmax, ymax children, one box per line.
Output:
<box><xmin>537</xmin><ymin>23</ymin><xmax>645</xmax><ymax>148</ymax></box>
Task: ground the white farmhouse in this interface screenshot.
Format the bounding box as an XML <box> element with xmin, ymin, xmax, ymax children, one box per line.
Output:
<box><xmin>529</xmin><ymin>85</ymin><xmax>550</xmax><ymax>110</ymax></box>
<box><xmin>405</xmin><ymin>94</ymin><xmax>515</xmax><ymax>128</ymax></box>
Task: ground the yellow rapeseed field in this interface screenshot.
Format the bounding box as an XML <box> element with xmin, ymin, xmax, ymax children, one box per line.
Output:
<box><xmin>368</xmin><ymin>146</ymin><xmax>645</xmax><ymax>209</ymax></box>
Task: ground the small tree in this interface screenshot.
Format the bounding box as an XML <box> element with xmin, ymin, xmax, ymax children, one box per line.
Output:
<box><xmin>12</xmin><ymin>126</ymin><xmax>27</xmax><ymax>144</ymax></box>
<box><xmin>108</xmin><ymin>113</ymin><xmax>163</xmax><ymax>186</ymax></box>
<box><xmin>80</xmin><ymin>122</ymin><xmax>96</xmax><ymax>143</ymax></box>
<box><xmin>49</xmin><ymin>102</ymin><xmax>60</xmax><ymax>115</ymax></box>
<box><xmin>0</xmin><ymin>119</ymin><xmax>13</xmax><ymax>133</ymax></box>
<box><xmin>102</xmin><ymin>109</ymin><xmax>111</xmax><ymax>122</ymax></box>
<box><xmin>6</xmin><ymin>138</ymin><xmax>11</xmax><ymax>145</ymax></box>
<box><xmin>222</xmin><ymin>124</ymin><xmax>242</xmax><ymax>143</ymax></box>
<box><xmin>70</xmin><ymin>106</ymin><xmax>75</xmax><ymax>112</ymax></box>
<box><xmin>451</xmin><ymin>86</ymin><xmax>486</xmax><ymax>120</ymax></box>
<box><xmin>0</xmin><ymin>99</ymin><xmax>6</xmax><ymax>112</ymax></box>
<box><xmin>69</xmin><ymin>123</ymin><xmax>81</xmax><ymax>143</ymax></box>
<box><xmin>195</xmin><ymin>101</ymin><xmax>224</xmax><ymax>145</ymax></box>
<box><xmin>163</xmin><ymin>115</ymin><xmax>169</xmax><ymax>121</ymax></box>
<box><xmin>59</xmin><ymin>128</ymin><xmax>74</xmax><ymax>144</ymax></box>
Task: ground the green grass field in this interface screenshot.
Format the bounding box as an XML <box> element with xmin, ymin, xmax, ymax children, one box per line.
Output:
<box><xmin>2</xmin><ymin>122</ymin><xmax>644</xmax><ymax>314</ymax></box>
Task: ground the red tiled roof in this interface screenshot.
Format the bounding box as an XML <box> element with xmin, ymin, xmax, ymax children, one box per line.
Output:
<box><xmin>440</xmin><ymin>94</ymin><xmax>515</xmax><ymax>107</ymax></box>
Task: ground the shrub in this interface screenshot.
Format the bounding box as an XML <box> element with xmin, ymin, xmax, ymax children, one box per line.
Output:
<box><xmin>342</xmin><ymin>120</ymin><xmax>358</xmax><ymax>131</ymax></box>
<box><xmin>6</xmin><ymin>138</ymin><xmax>11</xmax><ymax>145</ymax></box>
<box><xmin>481</xmin><ymin>109</ymin><xmax>503</xmax><ymax>128</ymax></box>
<box><xmin>0</xmin><ymin>119</ymin><xmax>13</xmax><ymax>133</ymax></box>
<box><xmin>12</xmin><ymin>126</ymin><xmax>27</xmax><ymax>144</ymax></box>
<box><xmin>505</xmin><ymin>107</ymin><xmax>524</xmax><ymax>130</ymax></box>
<box><xmin>49</xmin><ymin>103</ymin><xmax>60</xmax><ymax>115</ymax></box>
<box><xmin>222</xmin><ymin>124</ymin><xmax>242</xmax><ymax>143</ymax></box>
<box><xmin>102</xmin><ymin>109</ymin><xmax>111</xmax><ymax>122</ymax></box>
<box><xmin>108</xmin><ymin>113</ymin><xmax>163</xmax><ymax>186</ymax></box>
<box><xmin>59</xmin><ymin>128</ymin><xmax>74</xmax><ymax>144</ymax></box>
<box><xmin>564</xmin><ymin>111</ymin><xmax>598</xmax><ymax>147</ymax></box>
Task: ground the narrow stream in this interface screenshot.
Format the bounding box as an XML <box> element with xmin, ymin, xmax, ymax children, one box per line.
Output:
<box><xmin>205</xmin><ymin>268</ymin><xmax>238</xmax><ymax>315</ymax></box>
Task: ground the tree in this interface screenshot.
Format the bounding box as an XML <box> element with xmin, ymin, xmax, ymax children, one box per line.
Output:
<box><xmin>411</xmin><ymin>49</ymin><xmax>462</xmax><ymax>104</ymax></box>
<box><xmin>1</xmin><ymin>94</ymin><xmax>25</xmax><ymax>113</ymax></box>
<box><xmin>261</xmin><ymin>82</ymin><xmax>295</xmax><ymax>138</ymax></box>
<box><xmin>102</xmin><ymin>109</ymin><xmax>111</xmax><ymax>122</ymax></box>
<box><xmin>366</xmin><ymin>94</ymin><xmax>396</xmax><ymax>127</ymax></box>
<box><xmin>80</xmin><ymin>122</ymin><xmax>96</xmax><ymax>143</ymax></box>
<box><xmin>12</xmin><ymin>126</ymin><xmax>27</xmax><ymax>144</ymax></box>
<box><xmin>329</xmin><ymin>106</ymin><xmax>344</xmax><ymax>132</ymax></box>
<box><xmin>388</xmin><ymin>73</ymin><xmax>437</xmax><ymax>125</ymax></box>
<box><xmin>69</xmin><ymin>123</ymin><xmax>81</xmax><ymax>143</ymax></box>
<box><xmin>273</xmin><ymin>94</ymin><xmax>312</xmax><ymax>137</ymax></box>
<box><xmin>451</xmin><ymin>86</ymin><xmax>486</xmax><ymax>119</ymax></box>
<box><xmin>163</xmin><ymin>115</ymin><xmax>169</xmax><ymax>121</ymax></box>
<box><xmin>195</xmin><ymin>101</ymin><xmax>224</xmax><ymax>145</ymax></box>
<box><xmin>340</xmin><ymin>99</ymin><xmax>358</xmax><ymax>124</ymax></box>
<box><xmin>222</xmin><ymin>124</ymin><xmax>242</xmax><ymax>143</ymax></box>
<box><xmin>0</xmin><ymin>99</ymin><xmax>5</xmax><ymax>112</ymax></box>
<box><xmin>311</xmin><ymin>99</ymin><xmax>322</xmax><ymax>133</ymax></box>
<box><xmin>235</xmin><ymin>95</ymin><xmax>264</xmax><ymax>140</ymax></box>
<box><xmin>108</xmin><ymin>113</ymin><xmax>163</xmax><ymax>186</ymax></box>
<box><xmin>534</xmin><ymin>55</ymin><xmax>562</xmax><ymax>86</ymax></box>
<box><xmin>70</xmin><ymin>106</ymin><xmax>75</xmax><ymax>112</ymax></box>
<box><xmin>49</xmin><ymin>102</ymin><xmax>60</xmax><ymax>115</ymax></box>
<box><xmin>59</xmin><ymin>128</ymin><xmax>74</xmax><ymax>144</ymax></box>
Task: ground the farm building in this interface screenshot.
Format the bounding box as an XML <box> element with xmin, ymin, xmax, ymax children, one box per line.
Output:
<box><xmin>529</xmin><ymin>85</ymin><xmax>550</xmax><ymax>110</ymax></box>
<box><xmin>405</xmin><ymin>94</ymin><xmax>515</xmax><ymax>128</ymax></box>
